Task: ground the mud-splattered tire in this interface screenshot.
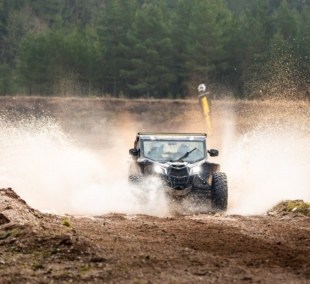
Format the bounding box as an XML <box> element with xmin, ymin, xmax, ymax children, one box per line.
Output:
<box><xmin>211</xmin><ymin>172</ymin><xmax>228</xmax><ymax>212</ymax></box>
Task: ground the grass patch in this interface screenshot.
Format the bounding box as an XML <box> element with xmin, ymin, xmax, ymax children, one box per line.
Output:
<box><xmin>274</xmin><ymin>200</ymin><xmax>310</xmax><ymax>216</ymax></box>
<box><xmin>51</xmin><ymin>249</ymin><xmax>58</xmax><ymax>255</ymax></box>
<box><xmin>80</xmin><ymin>267</ymin><xmax>90</xmax><ymax>272</ymax></box>
<box><xmin>32</xmin><ymin>264</ymin><xmax>44</xmax><ymax>270</ymax></box>
<box><xmin>63</xmin><ymin>219</ymin><xmax>71</xmax><ymax>227</ymax></box>
<box><xmin>4</xmin><ymin>232</ymin><xmax>11</xmax><ymax>239</ymax></box>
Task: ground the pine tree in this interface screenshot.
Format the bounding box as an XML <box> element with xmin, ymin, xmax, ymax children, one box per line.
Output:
<box><xmin>60</xmin><ymin>0</ymin><xmax>104</xmax><ymax>27</ymax></box>
<box><xmin>97</xmin><ymin>0</ymin><xmax>138</xmax><ymax>96</ymax></box>
<box><xmin>18</xmin><ymin>33</ymin><xmax>48</xmax><ymax>95</ymax></box>
<box><xmin>297</xmin><ymin>7</ymin><xmax>310</xmax><ymax>96</ymax></box>
<box><xmin>170</xmin><ymin>0</ymin><xmax>195</xmax><ymax>97</ymax></box>
<box><xmin>297</xmin><ymin>7</ymin><xmax>310</xmax><ymax>69</ymax></box>
<box><xmin>181</xmin><ymin>0</ymin><xmax>230</xmax><ymax>95</ymax></box>
<box><xmin>26</xmin><ymin>0</ymin><xmax>62</xmax><ymax>26</ymax></box>
<box><xmin>274</xmin><ymin>0</ymin><xmax>300</xmax><ymax>40</ymax></box>
<box><xmin>224</xmin><ymin>0</ymin><xmax>274</xmax><ymax>97</ymax></box>
<box><xmin>122</xmin><ymin>2</ymin><xmax>175</xmax><ymax>98</ymax></box>
<box><xmin>0</xmin><ymin>0</ymin><xmax>25</xmax><ymax>94</ymax></box>
<box><xmin>0</xmin><ymin>0</ymin><xmax>10</xmax><ymax>64</ymax></box>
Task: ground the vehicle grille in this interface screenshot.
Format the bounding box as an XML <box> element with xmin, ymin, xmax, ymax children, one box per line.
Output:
<box><xmin>169</xmin><ymin>167</ymin><xmax>188</xmax><ymax>177</ymax></box>
<box><xmin>171</xmin><ymin>177</ymin><xmax>187</xmax><ymax>184</ymax></box>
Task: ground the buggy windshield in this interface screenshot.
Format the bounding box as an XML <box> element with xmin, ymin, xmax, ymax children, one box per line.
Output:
<box><xmin>142</xmin><ymin>140</ymin><xmax>206</xmax><ymax>162</ymax></box>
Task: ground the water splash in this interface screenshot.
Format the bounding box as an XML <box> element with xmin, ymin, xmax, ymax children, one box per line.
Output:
<box><xmin>224</xmin><ymin>111</ymin><xmax>310</xmax><ymax>215</ymax></box>
<box><xmin>0</xmin><ymin>114</ymin><xmax>168</xmax><ymax>216</ymax></box>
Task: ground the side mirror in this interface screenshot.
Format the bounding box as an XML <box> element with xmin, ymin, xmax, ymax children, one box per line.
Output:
<box><xmin>208</xmin><ymin>149</ymin><xmax>219</xmax><ymax>157</ymax></box>
<box><xmin>129</xmin><ymin>148</ymin><xmax>139</xmax><ymax>157</ymax></box>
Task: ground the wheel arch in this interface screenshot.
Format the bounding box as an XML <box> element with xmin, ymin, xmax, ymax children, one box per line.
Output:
<box><xmin>204</xmin><ymin>162</ymin><xmax>220</xmax><ymax>183</ymax></box>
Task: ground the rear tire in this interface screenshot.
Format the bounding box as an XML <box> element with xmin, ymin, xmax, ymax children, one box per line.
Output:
<box><xmin>211</xmin><ymin>172</ymin><xmax>228</xmax><ymax>212</ymax></box>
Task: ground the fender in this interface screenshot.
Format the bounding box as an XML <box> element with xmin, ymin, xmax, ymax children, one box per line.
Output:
<box><xmin>206</xmin><ymin>162</ymin><xmax>220</xmax><ymax>184</ymax></box>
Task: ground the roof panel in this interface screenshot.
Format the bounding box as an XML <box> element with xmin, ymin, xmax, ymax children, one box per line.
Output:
<box><xmin>138</xmin><ymin>132</ymin><xmax>206</xmax><ymax>137</ymax></box>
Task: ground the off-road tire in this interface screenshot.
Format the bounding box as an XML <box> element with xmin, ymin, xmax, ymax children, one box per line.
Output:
<box><xmin>211</xmin><ymin>172</ymin><xmax>228</xmax><ymax>212</ymax></box>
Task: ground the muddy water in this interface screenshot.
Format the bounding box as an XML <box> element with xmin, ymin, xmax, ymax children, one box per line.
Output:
<box><xmin>0</xmin><ymin>97</ymin><xmax>309</xmax><ymax>216</ymax></box>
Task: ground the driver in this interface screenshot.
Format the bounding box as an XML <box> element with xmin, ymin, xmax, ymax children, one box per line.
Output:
<box><xmin>177</xmin><ymin>144</ymin><xmax>190</xmax><ymax>154</ymax></box>
<box><xmin>148</xmin><ymin>143</ymin><xmax>163</xmax><ymax>159</ymax></box>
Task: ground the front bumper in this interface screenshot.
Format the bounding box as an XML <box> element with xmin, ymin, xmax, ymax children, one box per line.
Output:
<box><xmin>160</xmin><ymin>173</ymin><xmax>211</xmax><ymax>197</ymax></box>
<box><xmin>165</xmin><ymin>185</ymin><xmax>192</xmax><ymax>197</ymax></box>
<box><xmin>160</xmin><ymin>174</ymin><xmax>195</xmax><ymax>190</ymax></box>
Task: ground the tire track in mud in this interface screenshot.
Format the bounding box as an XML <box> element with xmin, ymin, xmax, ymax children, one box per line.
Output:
<box><xmin>69</xmin><ymin>213</ymin><xmax>310</xmax><ymax>283</ymax></box>
<box><xmin>1</xmin><ymin>187</ymin><xmax>310</xmax><ymax>283</ymax></box>
<box><xmin>175</xmin><ymin>216</ymin><xmax>310</xmax><ymax>276</ymax></box>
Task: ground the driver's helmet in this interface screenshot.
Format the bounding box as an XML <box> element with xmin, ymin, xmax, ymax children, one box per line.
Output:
<box><xmin>149</xmin><ymin>143</ymin><xmax>159</xmax><ymax>153</ymax></box>
<box><xmin>150</xmin><ymin>144</ymin><xmax>158</xmax><ymax>151</ymax></box>
<box><xmin>177</xmin><ymin>144</ymin><xmax>190</xmax><ymax>154</ymax></box>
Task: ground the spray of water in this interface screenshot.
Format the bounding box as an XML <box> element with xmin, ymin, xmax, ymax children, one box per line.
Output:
<box><xmin>1</xmin><ymin>99</ymin><xmax>310</xmax><ymax>217</ymax></box>
<box><xmin>0</xmin><ymin>114</ymin><xmax>168</xmax><ymax>216</ymax></box>
<box><xmin>221</xmin><ymin>102</ymin><xmax>310</xmax><ymax>215</ymax></box>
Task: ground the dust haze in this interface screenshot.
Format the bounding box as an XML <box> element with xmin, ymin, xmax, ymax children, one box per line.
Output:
<box><xmin>0</xmin><ymin>98</ymin><xmax>309</xmax><ymax>216</ymax></box>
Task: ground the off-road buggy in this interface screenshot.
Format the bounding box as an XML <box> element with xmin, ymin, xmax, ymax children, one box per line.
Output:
<box><xmin>128</xmin><ymin>133</ymin><xmax>228</xmax><ymax>212</ymax></box>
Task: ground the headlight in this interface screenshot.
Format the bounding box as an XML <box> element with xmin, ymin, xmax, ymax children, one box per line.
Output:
<box><xmin>153</xmin><ymin>165</ymin><xmax>166</xmax><ymax>175</ymax></box>
<box><xmin>190</xmin><ymin>165</ymin><xmax>201</xmax><ymax>175</ymax></box>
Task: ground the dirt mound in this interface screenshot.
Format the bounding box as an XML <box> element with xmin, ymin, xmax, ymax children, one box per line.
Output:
<box><xmin>0</xmin><ymin>188</ymin><xmax>43</xmax><ymax>230</ymax></box>
<box><xmin>271</xmin><ymin>200</ymin><xmax>310</xmax><ymax>216</ymax></box>
<box><xmin>0</xmin><ymin>188</ymin><xmax>102</xmax><ymax>269</ymax></box>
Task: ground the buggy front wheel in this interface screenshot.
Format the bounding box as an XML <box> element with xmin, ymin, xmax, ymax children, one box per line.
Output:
<box><xmin>211</xmin><ymin>172</ymin><xmax>228</xmax><ymax>212</ymax></box>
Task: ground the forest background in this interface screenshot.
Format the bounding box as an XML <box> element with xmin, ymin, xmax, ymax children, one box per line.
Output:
<box><xmin>0</xmin><ymin>0</ymin><xmax>310</xmax><ymax>99</ymax></box>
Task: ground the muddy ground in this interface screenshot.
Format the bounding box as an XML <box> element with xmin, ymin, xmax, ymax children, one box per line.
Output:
<box><xmin>0</xmin><ymin>97</ymin><xmax>310</xmax><ymax>283</ymax></box>
<box><xmin>1</xmin><ymin>188</ymin><xmax>310</xmax><ymax>283</ymax></box>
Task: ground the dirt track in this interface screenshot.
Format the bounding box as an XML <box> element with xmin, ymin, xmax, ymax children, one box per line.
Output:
<box><xmin>0</xmin><ymin>188</ymin><xmax>310</xmax><ymax>283</ymax></box>
<box><xmin>1</xmin><ymin>97</ymin><xmax>310</xmax><ymax>283</ymax></box>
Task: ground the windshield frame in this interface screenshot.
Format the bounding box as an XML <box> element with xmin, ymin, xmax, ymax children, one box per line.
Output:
<box><xmin>141</xmin><ymin>138</ymin><xmax>207</xmax><ymax>163</ymax></box>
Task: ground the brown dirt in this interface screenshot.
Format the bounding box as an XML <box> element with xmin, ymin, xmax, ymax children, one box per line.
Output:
<box><xmin>1</xmin><ymin>97</ymin><xmax>310</xmax><ymax>283</ymax></box>
<box><xmin>0</xmin><ymin>187</ymin><xmax>309</xmax><ymax>283</ymax></box>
